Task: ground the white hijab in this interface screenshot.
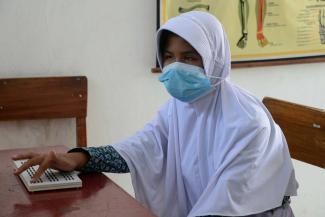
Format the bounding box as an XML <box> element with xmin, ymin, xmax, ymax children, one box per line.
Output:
<box><xmin>112</xmin><ymin>11</ymin><xmax>298</xmax><ymax>217</ymax></box>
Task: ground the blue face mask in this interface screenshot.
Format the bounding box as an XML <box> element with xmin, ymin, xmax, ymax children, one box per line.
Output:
<box><xmin>158</xmin><ymin>62</ymin><xmax>213</xmax><ymax>102</ymax></box>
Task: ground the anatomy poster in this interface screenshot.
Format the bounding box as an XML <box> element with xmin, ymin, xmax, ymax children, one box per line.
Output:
<box><xmin>159</xmin><ymin>0</ymin><xmax>325</xmax><ymax>63</ymax></box>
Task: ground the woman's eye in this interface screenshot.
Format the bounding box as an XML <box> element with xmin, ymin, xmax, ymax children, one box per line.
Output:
<box><xmin>185</xmin><ymin>56</ymin><xmax>196</xmax><ymax>61</ymax></box>
<box><xmin>163</xmin><ymin>52</ymin><xmax>173</xmax><ymax>58</ymax></box>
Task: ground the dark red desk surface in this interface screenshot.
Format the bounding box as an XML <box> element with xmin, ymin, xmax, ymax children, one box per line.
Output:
<box><xmin>0</xmin><ymin>146</ymin><xmax>156</xmax><ymax>217</ymax></box>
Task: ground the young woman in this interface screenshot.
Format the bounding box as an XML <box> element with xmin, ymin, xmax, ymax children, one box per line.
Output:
<box><xmin>14</xmin><ymin>11</ymin><xmax>298</xmax><ymax>217</ymax></box>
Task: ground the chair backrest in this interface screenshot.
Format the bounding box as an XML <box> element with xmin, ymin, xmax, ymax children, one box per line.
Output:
<box><xmin>262</xmin><ymin>97</ymin><xmax>325</xmax><ymax>168</ymax></box>
<box><xmin>0</xmin><ymin>76</ymin><xmax>87</xmax><ymax>147</ymax></box>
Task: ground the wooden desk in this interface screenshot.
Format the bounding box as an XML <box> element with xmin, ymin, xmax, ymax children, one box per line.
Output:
<box><xmin>0</xmin><ymin>146</ymin><xmax>156</xmax><ymax>217</ymax></box>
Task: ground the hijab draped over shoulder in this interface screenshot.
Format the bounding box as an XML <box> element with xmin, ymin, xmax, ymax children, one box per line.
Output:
<box><xmin>111</xmin><ymin>11</ymin><xmax>298</xmax><ymax>217</ymax></box>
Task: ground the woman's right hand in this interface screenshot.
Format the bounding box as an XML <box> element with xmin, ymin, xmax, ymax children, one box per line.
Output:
<box><xmin>12</xmin><ymin>151</ymin><xmax>89</xmax><ymax>182</ymax></box>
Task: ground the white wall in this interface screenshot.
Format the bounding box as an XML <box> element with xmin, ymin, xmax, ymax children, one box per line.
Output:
<box><xmin>0</xmin><ymin>1</ymin><xmax>324</xmax><ymax>216</ymax></box>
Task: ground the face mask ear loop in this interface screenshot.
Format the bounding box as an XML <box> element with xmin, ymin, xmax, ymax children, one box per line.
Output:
<box><xmin>207</xmin><ymin>75</ymin><xmax>225</xmax><ymax>87</ymax></box>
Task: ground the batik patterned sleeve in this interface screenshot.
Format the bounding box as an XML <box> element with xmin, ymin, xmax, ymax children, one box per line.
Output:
<box><xmin>68</xmin><ymin>145</ymin><xmax>130</xmax><ymax>173</ymax></box>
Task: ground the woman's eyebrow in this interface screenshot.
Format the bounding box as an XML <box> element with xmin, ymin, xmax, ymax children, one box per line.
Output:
<box><xmin>163</xmin><ymin>50</ymin><xmax>199</xmax><ymax>55</ymax></box>
<box><xmin>181</xmin><ymin>50</ymin><xmax>199</xmax><ymax>55</ymax></box>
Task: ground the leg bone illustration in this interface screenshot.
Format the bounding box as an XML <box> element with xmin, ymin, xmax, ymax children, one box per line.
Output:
<box><xmin>256</xmin><ymin>0</ymin><xmax>269</xmax><ymax>47</ymax></box>
<box><xmin>178</xmin><ymin>4</ymin><xmax>210</xmax><ymax>13</ymax></box>
<box><xmin>237</xmin><ymin>0</ymin><xmax>249</xmax><ymax>49</ymax></box>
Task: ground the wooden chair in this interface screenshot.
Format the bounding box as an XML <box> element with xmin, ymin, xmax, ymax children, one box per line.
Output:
<box><xmin>0</xmin><ymin>76</ymin><xmax>87</xmax><ymax>147</ymax></box>
<box><xmin>262</xmin><ymin>97</ymin><xmax>325</xmax><ymax>168</ymax></box>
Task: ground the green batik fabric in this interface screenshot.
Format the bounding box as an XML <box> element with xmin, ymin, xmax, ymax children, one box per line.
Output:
<box><xmin>69</xmin><ymin>146</ymin><xmax>129</xmax><ymax>173</ymax></box>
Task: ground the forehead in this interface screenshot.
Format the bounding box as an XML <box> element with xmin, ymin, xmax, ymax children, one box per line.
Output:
<box><xmin>164</xmin><ymin>34</ymin><xmax>196</xmax><ymax>52</ymax></box>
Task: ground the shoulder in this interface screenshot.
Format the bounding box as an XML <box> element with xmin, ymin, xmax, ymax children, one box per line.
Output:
<box><xmin>225</xmin><ymin>84</ymin><xmax>271</xmax><ymax>131</ymax></box>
